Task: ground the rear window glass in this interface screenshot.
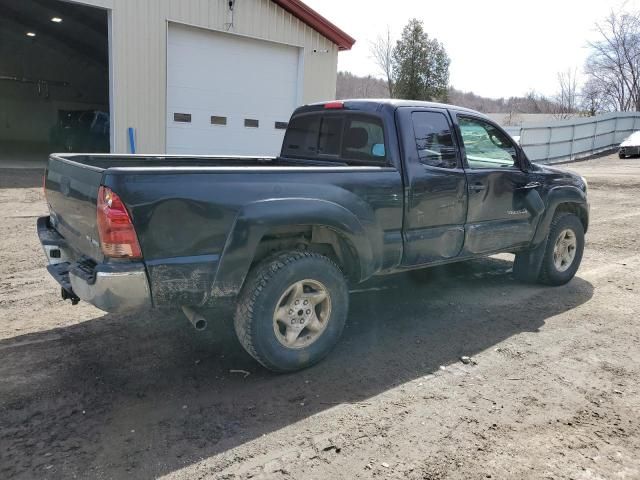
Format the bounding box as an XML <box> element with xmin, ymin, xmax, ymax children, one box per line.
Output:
<box><xmin>282</xmin><ymin>115</ymin><xmax>321</xmax><ymax>156</ymax></box>
<box><xmin>342</xmin><ymin>117</ymin><xmax>386</xmax><ymax>162</ymax></box>
<box><xmin>282</xmin><ymin>113</ymin><xmax>387</xmax><ymax>164</ymax></box>
<box><xmin>318</xmin><ymin>117</ymin><xmax>343</xmax><ymax>156</ymax></box>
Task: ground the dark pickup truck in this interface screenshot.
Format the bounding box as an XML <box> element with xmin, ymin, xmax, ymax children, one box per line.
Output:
<box><xmin>39</xmin><ymin>99</ymin><xmax>589</xmax><ymax>372</ymax></box>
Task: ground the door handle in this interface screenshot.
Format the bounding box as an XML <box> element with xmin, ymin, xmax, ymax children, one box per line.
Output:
<box><xmin>469</xmin><ymin>183</ymin><xmax>486</xmax><ymax>192</ymax></box>
<box><xmin>518</xmin><ymin>182</ymin><xmax>541</xmax><ymax>190</ymax></box>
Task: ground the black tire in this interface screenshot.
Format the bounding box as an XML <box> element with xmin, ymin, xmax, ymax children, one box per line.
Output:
<box><xmin>234</xmin><ymin>251</ymin><xmax>349</xmax><ymax>372</ymax></box>
<box><xmin>619</xmin><ymin>152</ymin><xmax>625</xmax><ymax>159</ymax></box>
<box><xmin>514</xmin><ymin>212</ymin><xmax>585</xmax><ymax>285</ymax></box>
<box><xmin>537</xmin><ymin>212</ymin><xmax>585</xmax><ymax>285</ymax></box>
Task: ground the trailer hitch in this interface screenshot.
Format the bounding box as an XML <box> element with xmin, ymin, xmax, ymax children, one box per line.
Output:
<box><xmin>61</xmin><ymin>287</ymin><xmax>80</xmax><ymax>305</ymax></box>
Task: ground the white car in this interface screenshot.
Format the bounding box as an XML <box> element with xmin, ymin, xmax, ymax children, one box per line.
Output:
<box><xmin>619</xmin><ymin>131</ymin><xmax>640</xmax><ymax>158</ymax></box>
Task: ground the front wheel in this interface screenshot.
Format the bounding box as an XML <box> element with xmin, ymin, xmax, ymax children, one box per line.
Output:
<box><xmin>234</xmin><ymin>251</ymin><xmax>349</xmax><ymax>372</ymax></box>
<box><xmin>514</xmin><ymin>212</ymin><xmax>585</xmax><ymax>285</ymax></box>
<box><xmin>538</xmin><ymin>212</ymin><xmax>585</xmax><ymax>285</ymax></box>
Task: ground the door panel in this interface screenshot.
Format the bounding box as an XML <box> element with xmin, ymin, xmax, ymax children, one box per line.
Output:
<box><xmin>463</xmin><ymin>169</ymin><xmax>535</xmax><ymax>254</ymax></box>
<box><xmin>455</xmin><ymin>114</ymin><xmax>539</xmax><ymax>254</ymax></box>
<box><xmin>397</xmin><ymin>108</ymin><xmax>468</xmax><ymax>266</ymax></box>
<box><xmin>405</xmin><ymin>169</ymin><xmax>468</xmax><ymax>264</ymax></box>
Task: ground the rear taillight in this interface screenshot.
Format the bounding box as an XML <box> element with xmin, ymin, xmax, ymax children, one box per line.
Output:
<box><xmin>96</xmin><ymin>186</ymin><xmax>142</xmax><ymax>259</ymax></box>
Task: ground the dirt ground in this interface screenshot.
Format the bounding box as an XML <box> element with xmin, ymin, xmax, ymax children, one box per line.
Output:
<box><xmin>1</xmin><ymin>154</ymin><xmax>639</xmax><ymax>479</ymax></box>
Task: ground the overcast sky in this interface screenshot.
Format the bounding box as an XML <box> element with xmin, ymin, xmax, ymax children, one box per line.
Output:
<box><xmin>303</xmin><ymin>0</ymin><xmax>640</xmax><ymax>99</ymax></box>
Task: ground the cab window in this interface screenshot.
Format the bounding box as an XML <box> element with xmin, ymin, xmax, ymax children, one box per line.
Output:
<box><xmin>282</xmin><ymin>113</ymin><xmax>387</xmax><ymax>165</ymax></box>
<box><xmin>318</xmin><ymin>117</ymin><xmax>343</xmax><ymax>156</ymax></box>
<box><xmin>458</xmin><ymin>117</ymin><xmax>517</xmax><ymax>169</ymax></box>
<box><xmin>282</xmin><ymin>115</ymin><xmax>321</xmax><ymax>157</ymax></box>
<box><xmin>411</xmin><ymin>111</ymin><xmax>458</xmax><ymax>169</ymax></box>
<box><xmin>341</xmin><ymin>116</ymin><xmax>386</xmax><ymax>162</ymax></box>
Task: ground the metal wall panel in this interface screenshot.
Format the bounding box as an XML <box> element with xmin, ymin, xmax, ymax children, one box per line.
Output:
<box><xmin>83</xmin><ymin>0</ymin><xmax>340</xmax><ymax>153</ymax></box>
<box><xmin>518</xmin><ymin>112</ymin><xmax>640</xmax><ymax>163</ymax></box>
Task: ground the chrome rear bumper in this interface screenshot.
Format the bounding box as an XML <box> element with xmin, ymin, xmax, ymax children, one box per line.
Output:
<box><xmin>38</xmin><ymin>216</ymin><xmax>152</xmax><ymax>313</ymax></box>
<box><xmin>69</xmin><ymin>264</ymin><xmax>152</xmax><ymax>312</ymax></box>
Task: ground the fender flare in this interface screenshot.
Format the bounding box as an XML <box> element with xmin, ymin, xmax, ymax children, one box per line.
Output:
<box><xmin>210</xmin><ymin>198</ymin><xmax>379</xmax><ymax>297</ymax></box>
<box><xmin>531</xmin><ymin>186</ymin><xmax>589</xmax><ymax>246</ymax></box>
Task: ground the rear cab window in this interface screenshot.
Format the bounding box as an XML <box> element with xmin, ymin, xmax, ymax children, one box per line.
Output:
<box><xmin>282</xmin><ymin>112</ymin><xmax>387</xmax><ymax>165</ymax></box>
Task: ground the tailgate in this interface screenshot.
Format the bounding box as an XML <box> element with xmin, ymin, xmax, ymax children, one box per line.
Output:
<box><xmin>44</xmin><ymin>155</ymin><xmax>104</xmax><ymax>261</ymax></box>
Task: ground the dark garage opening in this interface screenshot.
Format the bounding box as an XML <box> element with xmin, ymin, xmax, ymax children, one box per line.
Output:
<box><xmin>0</xmin><ymin>0</ymin><xmax>109</xmax><ymax>167</ymax></box>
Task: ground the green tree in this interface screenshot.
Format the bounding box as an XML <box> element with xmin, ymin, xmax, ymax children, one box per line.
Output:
<box><xmin>392</xmin><ymin>19</ymin><xmax>450</xmax><ymax>101</ymax></box>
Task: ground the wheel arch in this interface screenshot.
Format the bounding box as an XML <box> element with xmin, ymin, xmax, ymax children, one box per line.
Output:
<box><xmin>250</xmin><ymin>224</ymin><xmax>363</xmax><ymax>282</ymax></box>
<box><xmin>211</xmin><ymin>199</ymin><xmax>379</xmax><ymax>298</ymax></box>
<box><xmin>532</xmin><ymin>186</ymin><xmax>589</xmax><ymax>245</ymax></box>
<box><xmin>555</xmin><ymin>202</ymin><xmax>589</xmax><ymax>233</ymax></box>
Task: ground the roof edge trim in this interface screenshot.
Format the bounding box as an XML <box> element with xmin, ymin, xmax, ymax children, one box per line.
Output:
<box><xmin>271</xmin><ymin>0</ymin><xmax>355</xmax><ymax>51</ymax></box>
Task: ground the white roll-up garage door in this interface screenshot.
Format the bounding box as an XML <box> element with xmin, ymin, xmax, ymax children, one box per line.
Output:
<box><xmin>167</xmin><ymin>23</ymin><xmax>301</xmax><ymax>155</ymax></box>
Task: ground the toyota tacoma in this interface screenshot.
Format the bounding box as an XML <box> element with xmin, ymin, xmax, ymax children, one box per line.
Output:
<box><xmin>38</xmin><ymin>100</ymin><xmax>589</xmax><ymax>372</ymax></box>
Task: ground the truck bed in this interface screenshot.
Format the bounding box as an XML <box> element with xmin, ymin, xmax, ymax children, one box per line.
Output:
<box><xmin>43</xmin><ymin>153</ymin><xmax>400</xmax><ymax>300</ymax></box>
<box><xmin>52</xmin><ymin>153</ymin><xmax>337</xmax><ymax>170</ymax></box>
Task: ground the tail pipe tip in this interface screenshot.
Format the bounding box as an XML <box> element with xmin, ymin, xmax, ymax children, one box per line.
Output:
<box><xmin>181</xmin><ymin>306</ymin><xmax>208</xmax><ymax>331</ymax></box>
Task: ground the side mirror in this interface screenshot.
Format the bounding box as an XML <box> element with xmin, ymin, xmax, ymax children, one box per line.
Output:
<box><xmin>371</xmin><ymin>143</ymin><xmax>386</xmax><ymax>157</ymax></box>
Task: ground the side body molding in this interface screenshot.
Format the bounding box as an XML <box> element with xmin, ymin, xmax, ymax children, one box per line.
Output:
<box><xmin>211</xmin><ymin>198</ymin><xmax>378</xmax><ymax>297</ymax></box>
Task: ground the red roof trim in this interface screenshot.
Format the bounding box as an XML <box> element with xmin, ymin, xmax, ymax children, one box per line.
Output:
<box><xmin>271</xmin><ymin>0</ymin><xmax>355</xmax><ymax>51</ymax></box>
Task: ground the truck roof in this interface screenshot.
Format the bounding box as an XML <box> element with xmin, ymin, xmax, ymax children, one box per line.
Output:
<box><xmin>298</xmin><ymin>99</ymin><xmax>488</xmax><ymax>119</ymax></box>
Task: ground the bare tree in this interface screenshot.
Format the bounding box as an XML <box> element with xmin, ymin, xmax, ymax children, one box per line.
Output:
<box><xmin>445</xmin><ymin>87</ymin><xmax>557</xmax><ymax>114</ymax></box>
<box><xmin>521</xmin><ymin>90</ymin><xmax>554</xmax><ymax>114</ymax></box>
<box><xmin>336</xmin><ymin>72</ymin><xmax>389</xmax><ymax>99</ymax></box>
<box><xmin>581</xmin><ymin>78</ymin><xmax>605</xmax><ymax>115</ymax></box>
<box><xmin>369</xmin><ymin>26</ymin><xmax>394</xmax><ymax>97</ymax></box>
<box><xmin>502</xmin><ymin>109</ymin><xmax>522</xmax><ymax>126</ymax></box>
<box><xmin>553</xmin><ymin>68</ymin><xmax>579</xmax><ymax>119</ymax></box>
<box><xmin>585</xmin><ymin>10</ymin><xmax>640</xmax><ymax>111</ymax></box>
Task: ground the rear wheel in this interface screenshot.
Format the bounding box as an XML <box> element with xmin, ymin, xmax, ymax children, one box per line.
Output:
<box><xmin>234</xmin><ymin>251</ymin><xmax>349</xmax><ymax>372</ymax></box>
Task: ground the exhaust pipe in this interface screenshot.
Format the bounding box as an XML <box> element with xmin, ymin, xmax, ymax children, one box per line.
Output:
<box><xmin>181</xmin><ymin>306</ymin><xmax>208</xmax><ymax>331</ymax></box>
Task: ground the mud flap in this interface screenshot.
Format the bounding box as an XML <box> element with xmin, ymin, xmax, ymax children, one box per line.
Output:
<box><xmin>513</xmin><ymin>189</ymin><xmax>547</xmax><ymax>282</ymax></box>
<box><xmin>523</xmin><ymin>188</ymin><xmax>545</xmax><ymax>218</ymax></box>
<box><xmin>513</xmin><ymin>237</ymin><xmax>547</xmax><ymax>283</ymax></box>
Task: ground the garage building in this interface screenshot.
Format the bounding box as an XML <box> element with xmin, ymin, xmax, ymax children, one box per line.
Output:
<box><xmin>0</xmin><ymin>0</ymin><xmax>354</xmax><ymax>161</ymax></box>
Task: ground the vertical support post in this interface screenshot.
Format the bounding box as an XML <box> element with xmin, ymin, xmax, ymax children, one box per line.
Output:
<box><xmin>128</xmin><ymin>127</ymin><xmax>136</xmax><ymax>154</ymax></box>
<box><xmin>107</xmin><ymin>8</ymin><xmax>115</xmax><ymax>153</ymax></box>
<box><xmin>546</xmin><ymin>126</ymin><xmax>552</xmax><ymax>163</ymax></box>
<box><xmin>569</xmin><ymin>124</ymin><xmax>576</xmax><ymax>161</ymax></box>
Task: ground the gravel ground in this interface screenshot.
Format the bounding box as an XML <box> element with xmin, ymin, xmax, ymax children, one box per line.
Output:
<box><xmin>0</xmin><ymin>154</ymin><xmax>639</xmax><ymax>479</ymax></box>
